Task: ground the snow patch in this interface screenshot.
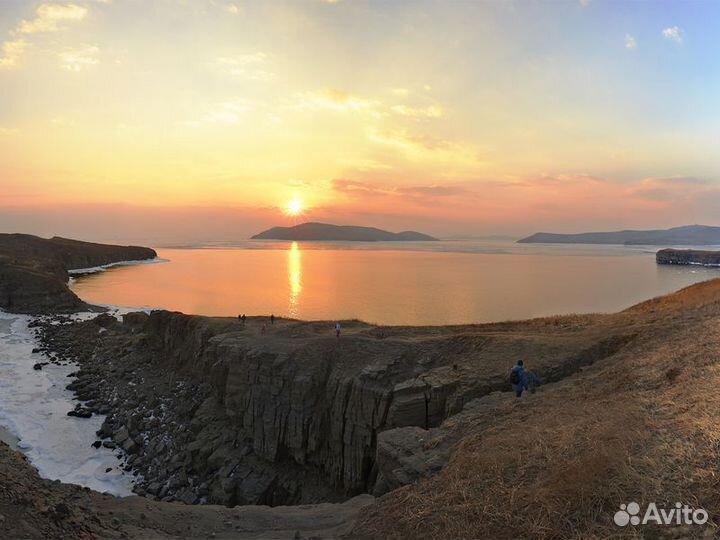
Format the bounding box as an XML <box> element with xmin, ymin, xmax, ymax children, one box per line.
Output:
<box><xmin>0</xmin><ymin>310</ymin><xmax>134</xmax><ymax>496</ymax></box>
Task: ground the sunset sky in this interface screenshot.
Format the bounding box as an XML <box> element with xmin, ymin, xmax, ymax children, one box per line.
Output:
<box><xmin>1</xmin><ymin>0</ymin><xmax>719</xmax><ymax>243</ymax></box>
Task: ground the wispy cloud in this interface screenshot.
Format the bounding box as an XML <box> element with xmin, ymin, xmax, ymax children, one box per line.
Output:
<box><xmin>0</xmin><ymin>39</ymin><xmax>27</xmax><ymax>70</ymax></box>
<box><xmin>662</xmin><ymin>26</ymin><xmax>683</xmax><ymax>44</ymax></box>
<box><xmin>18</xmin><ymin>3</ymin><xmax>87</xmax><ymax>34</ymax></box>
<box><xmin>59</xmin><ymin>45</ymin><xmax>100</xmax><ymax>72</ymax></box>
<box><xmin>624</xmin><ymin>34</ymin><xmax>637</xmax><ymax>50</ymax></box>
<box><xmin>0</xmin><ymin>3</ymin><xmax>89</xmax><ymax>70</ymax></box>
<box><xmin>213</xmin><ymin>53</ymin><xmax>274</xmax><ymax>81</ymax></box>
<box><xmin>294</xmin><ymin>88</ymin><xmax>380</xmax><ymax>114</ymax></box>
<box><xmin>391</xmin><ymin>104</ymin><xmax>443</xmax><ymax>119</ymax></box>
<box><xmin>333</xmin><ymin>179</ymin><xmax>470</xmax><ymax>203</ymax></box>
<box><xmin>184</xmin><ymin>99</ymin><xmax>253</xmax><ymax>127</ymax></box>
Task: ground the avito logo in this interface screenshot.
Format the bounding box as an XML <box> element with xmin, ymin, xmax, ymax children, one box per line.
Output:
<box><xmin>614</xmin><ymin>501</ymin><xmax>708</xmax><ymax>527</ymax></box>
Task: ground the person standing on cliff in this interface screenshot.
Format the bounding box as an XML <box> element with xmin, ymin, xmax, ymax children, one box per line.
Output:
<box><xmin>335</xmin><ymin>322</ymin><xmax>341</xmax><ymax>338</ymax></box>
<box><xmin>270</xmin><ymin>314</ymin><xmax>275</xmax><ymax>325</ymax></box>
<box><xmin>510</xmin><ymin>360</ymin><xmax>528</xmax><ymax>397</ymax></box>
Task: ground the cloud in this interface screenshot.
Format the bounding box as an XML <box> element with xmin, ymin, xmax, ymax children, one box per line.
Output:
<box><xmin>18</xmin><ymin>3</ymin><xmax>87</xmax><ymax>34</ymax></box>
<box><xmin>184</xmin><ymin>99</ymin><xmax>253</xmax><ymax>126</ymax></box>
<box><xmin>59</xmin><ymin>45</ymin><xmax>99</xmax><ymax>72</ymax></box>
<box><xmin>225</xmin><ymin>4</ymin><xmax>240</xmax><ymax>14</ymax></box>
<box><xmin>294</xmin><ymin>88</ymin><xmax>379</xmax><ymax>114</ymax></box>
<box><xmin>624</xmin><ymin>34</ymin><xmax>637</xmax><ymax>50</ymax></box>
<box><xmin>0</xmin><ymin>3</ymin><xmax>89</xmax><ymax>70</ymax></box>
<box><xmin>366</xmin><ymin>127</ymin><xmax>452</xmax><ymax>151</ymax></box>
<box><xmin>213</xmin><ymin>53</ymin><xmax>274</xmax><ymax>81</ymax></box>
<box><xmin>391</xmin><ymin>104</ymin><xmax>443</xmax><ymax>119</ymax></box>
<box><xmin>662</xmin><ymin>26</ymin><xmax>683</xmax><ymax>44</ymax></box>
<box><xmin>332</xmin><ymin>179</ymin><xmax>470</xmax><ymax>204</ymax></box>
<box><xmin>627</xmin><ymin>176</ymin><xmax>710</xmax><ymax>202</ymax></box>
<box><xmin>0</xmin><ymin>39</ymin><xmax>27</xmax><ymax>70</ymax></box>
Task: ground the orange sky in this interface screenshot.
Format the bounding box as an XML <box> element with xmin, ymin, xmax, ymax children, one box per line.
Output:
<box><xmin>1</xmin><ymin>1</ymin><xmax>719</xmax><ymax>243</ymax></box>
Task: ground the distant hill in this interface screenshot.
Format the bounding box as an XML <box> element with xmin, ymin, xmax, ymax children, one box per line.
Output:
<box><xmin>517</xmin><ymin>225</ymin><xmax>720</xmax><ymax>245</ymax></box>
<box><xmin>251</xmin><ymin>222</ymin><xmax>438</xmax><ymax>242</ymax></box>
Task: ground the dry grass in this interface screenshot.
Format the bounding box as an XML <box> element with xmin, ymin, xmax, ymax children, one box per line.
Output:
<box><xmin>351</xmin><ymin>279</ymin><xmax>720</xmax><ymax>540</ymax></box>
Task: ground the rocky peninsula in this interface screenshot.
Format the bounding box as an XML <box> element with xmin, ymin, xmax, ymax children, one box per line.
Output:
<box><xmin>0</xmin><ymin>234</ymin><xmax>156</xmax><ymax>313</ymax></box>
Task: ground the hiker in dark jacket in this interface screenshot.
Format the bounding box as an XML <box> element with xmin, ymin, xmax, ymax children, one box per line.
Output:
<box><xmin>510</xmin><ymin>360</ymin><xmax>528</xmax><ymax>397</ymax></box>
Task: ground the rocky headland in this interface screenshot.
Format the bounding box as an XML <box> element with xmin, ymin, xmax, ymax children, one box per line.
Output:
<box><xmin>0</xmin><ymin>234</ymin><xmax>156</xmax><ymax>313</ymax></box>
<box><xmin>657</xmin><ymin>248</ymin><xmax>720</xmax><ymax>266</ymax></box>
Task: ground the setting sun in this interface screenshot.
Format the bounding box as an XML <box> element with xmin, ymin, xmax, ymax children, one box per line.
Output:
<box><xmin>285</xmin><ymin>199</ymin><xmax>304</xmax><ymax>217</ymax></box>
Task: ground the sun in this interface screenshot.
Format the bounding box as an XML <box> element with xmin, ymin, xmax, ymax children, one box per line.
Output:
<box><xmin>285</xmin><ymin>199</ymin><xmax>304</xmax><ymax>217</ymax></box>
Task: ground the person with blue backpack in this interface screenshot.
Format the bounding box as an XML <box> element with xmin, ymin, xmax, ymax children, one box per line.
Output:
<box><xmin>510</xmin><ymin>360</ymin><xmax>528</xmax><ymax>397</ymax></box>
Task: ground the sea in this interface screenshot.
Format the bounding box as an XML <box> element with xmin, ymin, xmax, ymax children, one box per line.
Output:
<box><xmin>70</xmin><ymin>239</ymin><xmax>720</xmax><ymax>326</ymax></box>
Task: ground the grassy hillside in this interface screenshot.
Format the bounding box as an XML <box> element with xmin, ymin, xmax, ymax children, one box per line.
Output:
<box><xmin>352</xmin><ymin>279</ymin><xmax>720</xmax><ymax>539</ymax></box>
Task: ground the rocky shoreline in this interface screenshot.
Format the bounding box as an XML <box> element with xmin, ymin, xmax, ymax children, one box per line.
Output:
<box><xmin>0</xmin><ymin>233</ymin><xmax>156</xmax><ymax>314</ymax></box>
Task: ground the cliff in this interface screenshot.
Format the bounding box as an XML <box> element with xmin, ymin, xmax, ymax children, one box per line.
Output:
<box><xmin>48</xmin><ymin>306</ymin><xmax>638</xmax><ymax>506</ymax></box>
<box><xmin>518</xmin><ymin>224</ymin><xmax>720</xmax><ymax>245</ymax></box>
<box><xmin>0</xmin><ymin>234</ymin><xmax>156</xmax><ymax>314</ymax></box>
<box><xmin>252</xmin><ymin>222</ymin><xmax>437</xmax><ymax>241</ymax></box>
<box><xmin>656</xmin><ymin>248</ymin><xmax>720</xmax><ymax>266</ymax></box>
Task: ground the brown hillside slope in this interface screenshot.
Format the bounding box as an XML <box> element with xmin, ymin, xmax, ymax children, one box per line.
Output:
<box><xmin>352</xmin><ymin>279</ymin><xmax>720</xmax><ymax>539</ymax></box>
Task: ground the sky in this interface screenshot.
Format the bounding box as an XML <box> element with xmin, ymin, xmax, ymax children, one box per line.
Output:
<box><xmin>1</xmin><ymin>0</ymin><xmax>719</xmax><ymax>244</ymax></box>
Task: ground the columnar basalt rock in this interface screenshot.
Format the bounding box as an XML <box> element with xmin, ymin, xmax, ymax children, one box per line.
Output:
<box><xmin>37</xmin><ymin>308</ymin><xmax>638</xmax><ymax>507</ymax></box>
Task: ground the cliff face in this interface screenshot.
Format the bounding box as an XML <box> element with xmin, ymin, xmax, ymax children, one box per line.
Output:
<box><xmin>72</xmin><ymin>309</ymin><xmax>637</xmax><ymax>505</ymax></box>
<box><xmin>0</xmin><ymin>234</ymin><xmax>156</xmax><ymax>314</ymax></box>
<box><xmin>656</xmin><ymin>248</ymin><xmax>720</xmax><ymax>266</ymax></box>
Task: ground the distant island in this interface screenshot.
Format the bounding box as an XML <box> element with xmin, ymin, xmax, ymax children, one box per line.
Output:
<box><xmin>657</xmin><ymin>248</ymin><xmax>720</xmax><ymax>267</ymax></box>
<box><xmin>251</xmin><ymin>222</ymin><xmax>438</xmax><ymax>242</ymax></box>
<box><xmin>518</xmin><ymin>224</ymin><xmax>720</xmax><ymax>245</ymax></box>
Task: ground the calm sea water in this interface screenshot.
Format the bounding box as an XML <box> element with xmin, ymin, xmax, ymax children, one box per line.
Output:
<box><xmin>70</xmin><ymin>240</ymin><xmax>720</xmax><ymax>325</ymax></box>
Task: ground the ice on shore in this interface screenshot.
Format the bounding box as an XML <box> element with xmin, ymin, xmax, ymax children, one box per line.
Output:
<box><xmin>0</xmin><ymin>310</ymin><xmax>134</xmax><ymax>496</ymax></box>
